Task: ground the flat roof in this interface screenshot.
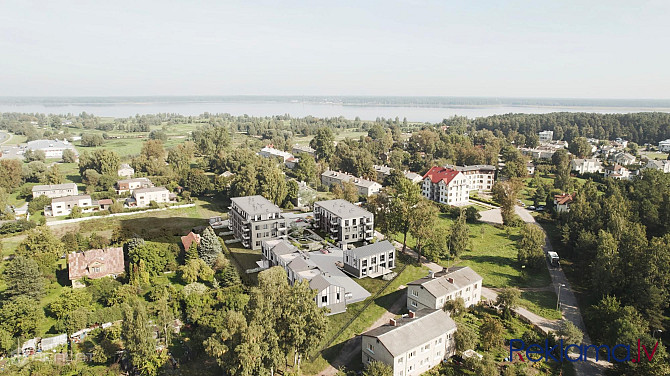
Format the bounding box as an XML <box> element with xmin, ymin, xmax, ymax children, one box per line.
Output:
<box><xmin>314</xmin><ymin>199</ymin><xmax>372</xmax><ymax>218</ymax></box>
<box><xmin>231</xmin><ymin>195</ymin><xmax>282</xmax><ymax>215</ymax></box>
<box><xmin>32</xmin><ymin>183</ymin><xmax>77</xmax><ymax>191</ymax></box>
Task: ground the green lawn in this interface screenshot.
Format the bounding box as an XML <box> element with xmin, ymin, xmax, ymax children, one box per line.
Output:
<box><xmin>519</xmin><ymin>290</ymin><xmax>561</xmax><ymax>320</ymax></box>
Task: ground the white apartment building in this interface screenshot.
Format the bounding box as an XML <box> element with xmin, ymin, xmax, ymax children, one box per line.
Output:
<box><xmin>32</xmin><ymin>183</ymin><xmax>78</xmax><ymax>199</ymax></box>
<box><xmin>47</xmin><ymin>195</ymin><xmax>93</xmax><ymax>217</ymax></box>
<box><xmin>132</xmin><ymin>187</ymin><xmax>171</xmax><ymax>207</ymax></box>
<box><xmin>659</xmin><ymin>139</ymin><xmax>670</xmax><ymax>153</ymax></box>
<box><xmin>321</xmin><ymin>170</ymin><xmax>382</xmax><ymax>197</ymax></box>
<box><xmin>421</xmin><ymin>166</ymin><xmax>469</xmax><ymax>206</ymax></box>
<box><xmin>539</xmin><ymin>130</ymin><xmax>554</xmax><ymax>143</ymax></box>
<box><xmin>313</xmin><ymin>199</ymin><xmax>374</xmax><ymax>244</ymax></box>
<box><xmin>406</xmin><ymin>267</ymin><xmax>483</xmax><ymax>311</ymax></box>
<box><xmin>361</xmin><ymin>309</ymin><xmax>457</xmax><ymax>376</ymax></box>
<box><xmin>443</xmin><ymin>164</ymin><xmax>496</xmax><ymax>191</ymax></box>
<box><xmin>570</xmin><ymin>158</ymin><xmax>603</xmax><ymax>174</ymax></box>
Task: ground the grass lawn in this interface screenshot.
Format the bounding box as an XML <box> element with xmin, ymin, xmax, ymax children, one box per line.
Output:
<box><xmin>519</xmin><ymin>291</ymin><xmax>561</xmax><ymax>320</ymax></box>
<box><xmin>301</xmin><ymin>261</ymin><xmax>428</xmax><ymax>375</ymax></box>
<box><xmin>640</xmin><ymin>151</ymin><xmax>668</xmax><ymax>160</ymax></box>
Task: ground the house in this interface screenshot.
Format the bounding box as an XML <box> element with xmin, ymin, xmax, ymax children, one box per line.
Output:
<box><xmin>32</xmin><ymin>183</ymin><xmax>78</xmax><ymax>199</ymax></box>
<box><xmin>228</xmin><ymin>195</ymin><xmax>287</xmax><ymax>250</ymax></box>
<box><xmin>285</xmin><ymin>156</ymin><xmax>299</xmax><ymax>169</ymax></box>
<box><xmin>47</xmin><ymin>195</ymin><xmax>93</xmax><ymax>217</ymax></box>
<box><xmin>520</xmin><ymin>146</ymin><xmax>556</xmax><ymax>160</ymax></box>
<box><xmin>421</xmin><ymin>166</ymin><xmax>469</xmax><ymax>206</ymax></box>
<box><xmin>343</xmin><ymin>240</ymin><xmax>395</xmax><ymax>278</ymax></box>
<box><xmin>526</xmin><ymin>161</ymin><xmax>536</xmax><ymax>176</ymax></box>
<box><xmin>539</xmin><ymin>130</ymin><xmax>554</xmax><ymax>143</ymax></box>
<box><xmin>404</xmin><ymin>171</ymin><xmax>423</xmax><ymax>184</ymax></box>
<box><xmin>98</xmin><ymin>198</ymin><xmax>114</xmax><ymax>210</ymax></box>
<box><xmin>612</xmin><ymin>152</ymin><xmax>636</xmax><ymax>166</ymax></box>
<box><xmin>313</xmin><ymin>199</ymin><xmax>374</xmax><ymax>244</ymax></box>
<box><xmin>645</xmin><ymin>159</ymin><xmax>670</xmax><ymax>173</ymax></box>
<box><xmin>259</xmin><ymin>145</ymin><xmax>294</xmax><ymax>162</ymax></box>
<box><xmin>406</xmin><ymin>266</ymin><xmax>483</xmax><ymax>311</ymax></box>
<box><xmin>604</xmin><ymin>164</ymin><xmax>631</xmax><ymax>180</ymax></box>
<box><xmin>67</xmin><ymin>247</ymin><xmax>125</xmax><ymax>288</ymax></box>
<box><xmin>131</xmin><ymin>187</ymin><xmax>171</xmax><ymax>207</ymax></box>
<box><xmin>294</xmin><ymin>181</ymin><xmax>318</xmax><ymax>208</ymax></box>
<box><xmin>570</xmin><ymin>158</ymin><xmax>603</xmax><ymax>174</ymax></box>
<box><xmin>292</xmin><ymin>144</ymin><xmax>316</xmax><ymax>157</ymax></box>
<box><xmin>260</xmin><ymin>239</ymin><xmax>371</xmax><ymax>315</ymax></box>
<box><xmin>361</xmin><ymin>309</ymin><xmax>457</xmax><ymax>376</ymax></box>
<box><xmin>553</xmin><ymin>193</ymin><xmax>576</xmax><ymax>213</ymax></box>
<box><xmin>115</xmin><ymin>177</ymin><xmax>153</xmax><ymax>194</ymax></box>
<box><xmin>181</xmin><ymin>231</ymin><xmax>201</xmax><ymax>251</ymax></box>
<box><xmin>219</xmin><ymin>171</ymin><xmax>234</xmax><ymax>178</ymax></box>
<box><xmin>117</xmin><ymin>163</ymin><xmax>135</xmax><ymax>178</ymax></box>
<box><xmin>26</xmin><ymin>139</ymin><xmax>78</xmax><ymax>159</ymax></box>
<box><xmin>659</xmin><ymin>139</ymin><xmax>670</xmax><ymax>152</ymax></box>
<box><xmin>373</xmin><ymin>165</ymin><xmax>394</xmax><ymax>182</ymax></box>
<box><xmin>443</xmin><ymin>164</ymin><xmax>496</xmax><ymax>191</ymax></box>
<box><xmin>321</xmin><ymin>170</ymin><xmax>382</xmax><ymax>197</ymax></box>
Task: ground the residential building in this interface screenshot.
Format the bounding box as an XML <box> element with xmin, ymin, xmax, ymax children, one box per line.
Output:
<box><xmin>645</xmin><ymin>159</ymin><xmax>670</xmax><ymax>173</ymax></box>
<box><xmin>421</xmin><ymin>167</ymin><xmax>469</xmax><ymax>206</ymax></box>
<box><xmin>47</xmin><ymin>195</ymin><xmax>93</xmax><ymax>217</ymax></box>
<box><xmin>98</xmin><ymin>198</ymin><xmax>113</xmax><ymax>210</ymax></box>
<box><xmin>404</xmin><ymin>171</ymin><xmax>423</xmax><ymax>184</ymax></box>
<box><xmin>407</xmin><ymin>267</ymin><xmax>483</xmax><ymax>311</ymax></box>
<box><xmin>115</xmin><ymin>177</ymin><xmax>153</xmax><ymax>194</ymax></box>
<box><xmin>444</xmin><ymin>164</ymin><xmax>496</xmax><ymax>191</ymax></box>
<box><xmin>554</xmin><ymin>193</ymin><xmax>576</xmax><ymax>213</ymax></box>
<box><xmin>373</xmin><ymin>165</ymin><xmax>393</xmax><ymax>182</ymax></box>
<box><xmin>539</xmin><ymin>130</ymin><xmax>554</xmax><ymax>143</ymax></box>
<box><xmin>26</xmin><ymin>139</ymin><xmax>77</xmax><ymax>159</ymax></box>
<box><xmin>32</xmin><ymin>183</ymin><xmax>78</xmax><ymax>199</ymax></box>
<box><xmin>117</xmin><ymin>163</ymin><xmax>135</xmax><ymax>178</ymax></box>
<box><xmin>659</xmin><ymin>139</ymin><xmax>670</xmax><ymax>152</ymax></box>
<box><xmin>228</xmin><ymin>195</ymin><xmax>287</xmax><ymax>250</ymax></box>
<box><xmin>526</xmin><ymin>161</ymin><xmax>536</xmax><ymax>176</ymax></box>
<box><xmin>343</xmin><ymin>240</ymin><xmax>395</xmax><ymax>278</ymax></box>
<box><xmin>259</xmin><ymin>145</ymin><xmax>294</xmax><ymax>162</ymax></box>
<box><xmin>604</xmin><ymin>164</ymin><xmax>631</xmax><ymax>180</ymax></box>
<box><xmin>321</xmin><ymin>170</ymin><xmax>382</xmax><ymax>197</ymax></box>
<box><xmin>294</xmin><ymin>181</ymin><xmax>318</xmax><ymax>208</ymax></box>
<box><xmin>284</xmin><ymin>156</ymin><xmax>299</xmax><ymax>169</ymax></box>
<box><xmin>570</xmin><ymin>158</ymin><xmax>603</xmax><ymax>174</ymax></box>
<box><xmin>313</xmin><ymin>199</ymin><xmax>374</xmax><ymax>244</ymax></box>
<box><xmin>612</xmin><ymin>152</ymin><xmax>636</xmax><ymax>166</ymax></box>
<box><xmin>132</xmin><ymin>187</ymin><xmax>171</xmax><ymax>207</ymax></box>
<box><xmin>361</xmin><ymin>309</ymin><xmax>457</xmax><ymax>376</ymax></box>
<box><xmin>261</xmin><ymin>239</ymin><xmax>371</xmax><ymax>314</ymax></box>
<box><xmin>292</xmin><ymin>144</ymin><xmax>316</xmax><ymax>157</ymax></box>
<box><xmin>520</xmin><ymin>146</ymin><xmax>556</xmax><ymax>160</ymax></box>
<box><xmin>67</xmin><ymin>247</ymin><xmax>125</xmax><ymax>288</ymax></box>
<box><xmin>181</xmin><ymin>231</ymin><xmax>201</xmax><ymax>251</ymax></box>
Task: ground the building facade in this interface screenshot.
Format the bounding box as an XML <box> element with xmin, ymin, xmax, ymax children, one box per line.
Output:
<box><xmin>421</xmin><ymin>167</ymin><xmax>469</xmax><ymax>206</ymax></box>
<box><xmin>570</xmin><ymin>158</ymin><xmax>603</xmax><ymax>174</ymax></box>
<box><xmin>406</xmin><ymin>267</ymin><xmax>483</xmax><ymax>311</ymax></box>
<box><xmin>658</xmin><ymin>139</ymin><xmax>670</xmax><ymax>152</ymax></box>
<box><xmin>539</xmin><ymin>130</ymin><xmax>554</xmax><ymax>143</ymax></box>
<box><xmin>117</xmin><ymin>163</ymin><xmax>135</xmax><ymax>178</ymax></box>
<box><xmin>361</xmin><ymin>309</ymin><xmax>457</xmax><ymax>376</ymax></box>
<box><xmin>132</xmin><ymin>187</ymin><xmax>171</xmax><ymax>207</ymax></box>
<box><xmin>26</xmin><ymin>139</ymin><xmax>78</xmax><ymax>159</ymax></box>
<box><xmin>229</xmin><ymin>195</ymin><xmax>287</xmax><ymax>250</ymax></box>
<box><xmin>343</xmin><ymin>240</ymin><xmax>395</xmax><ymax>278</ymax></box>
<box><xmin>321</xmin><ymin>170</ymin><xmax>382</xmax><ymax>197</ymax></box>
<box><xmin>313</xmin><ymin>199</ymin><xmax>374</xmax><ymax>244</ymax></box>
<box><xmin>443</xmin><ymin>164</ymin><xmax>496</xmax><ymax>191</ymax></box>
<box><xmin>48</xmin><ymin>195</ymin><xmax>93</xmax><ymax>217</ymax></box>
<box><xmin>32</xmin><ymin>183</ymin><xmax>78</xmax><ymax>199</ymax></box>
<box><xmin>116</xmin><ymin>177</ymin><xmax>153</xmax><ymax>194</ymax></box>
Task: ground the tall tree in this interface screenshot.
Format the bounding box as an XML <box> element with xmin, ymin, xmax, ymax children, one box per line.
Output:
<box><xmin>517</xmin><ymin>224</ymin><xmax>545</xmax><ymax>269</ymax></box>
<box><xmin>362</xmin><ymin>361</ymin><xmax>393</xmax><ymax>376</ymax></box>
<box><xmin>16</xmin><ymin>227</ymin><xmax>65</xmax><ymax>275</ymax></box>
<box><xmin>121</xmin><ymin>300</ymin><xmax>167</xmax><ymax>376</ymax></box>
<box><xmin>409</xmin><ymin>199</ymin><xmax>438</xmax><ymax>262</ymax></box>
<box><xmin>388</xmin><ymin>178</ymin><xmax>423</xmax><ymax>253</ymax></box>
<box><xmin>448</xmin><ymin>210</ymin><xmax>470</xmax><ymax>258</ymax></box>
<box><xmin>199</xmin><ymin>227</ymin><xmax>223</xmax><ymax>267</ymax></box>
<box><xmin>479</xmin><ymin>316</ymin><xmax>504</xmax><ymax>350</ymax></box>
<box><xmin>309</xmin><ymin>127</ymin><xmax>335</xmax><ymax>161</ymax></box>
<box><xmin>2</xmin><ymin>255</ymin><xmax>45</xmax><ymax>300</ymax></box>
<box><xmin>292</xmin><ymin>154</ymin><xmax>318</xmax><ymax>184</ymax></box>
<box><xmin>496</xmin><ymin>287</ymin><xmax>521</xmax><ymax>320</ymax></box>
<box><xmin>492</xmin><ymin>180</ymin><xmax>522</xmax><ymax>226</ymax></box>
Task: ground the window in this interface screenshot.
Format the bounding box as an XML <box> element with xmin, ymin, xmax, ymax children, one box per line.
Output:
<box><xmin>388</xmin><ymin>260</ymin><xmax>393</xmax><ymax>267</ymax></box>
<box><xmin>336</xmin><ymin>292</ymin><xmax>340</xmax><ymax>301</ymax></box>
<box><xmin>371</xmin><ymin>257</ymin><xmax>376</xmax><ymax>264</ymax></box>
<box><xmin>424</xmin><ymin>344</ymin><xmax>430</xmax><ymax>351</ymax></box>
<box><xmin>411</xmin><ymin>300</ymin><xmax>418</xmax><ymax>308</ymax></box>
<box><xmin>322</xmin><ymin>295</ymin><xmax>328</xmax><ymax>303</ymax></box>
<box><xmin>474</xmin><ymin>284</ymin><xmax>478</xmax><ymax>289</ymax></box>
<box><xmin>367</xmin><ymin>344</ymin><xmax>374</xmax><ymax>353</ymax></box>
<box><xmin>408</xmin><ymin>351</ymin><xmax>416</xmax><ymax>359</ymax></box>
<box><xmin>411</xmin><ymin>290</ymin><xmax>419</xmax><ymax>297</ymax></box>
<box><xmin>389</xmin><ymin>252</ymin><xmax>394</xmax><ymax>259</ymax></box>
<box><xmin>398</xmin><ymin>358</ymin><xmax>403</xmax><ymax>363</ymax></box>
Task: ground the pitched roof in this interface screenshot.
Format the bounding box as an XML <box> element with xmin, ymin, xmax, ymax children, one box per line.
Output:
<box><xmin>314</xmin><ymin>199</ymin><xmax>372</xmax><ymax>218</ymax></box>
<box><xmin>98</xmin><ymin>199</ymin><xmax>113</xmax><ymax>205</ymax></box>
<box><xmin>133</xmin><ymin>186</ymin><xmax>169</xmax><ymax>194</ymax></box>
<box><xmin>67</xmin><ymin>247</ymin><xmax>125</xmax><ymax>281</ymax></box>
<box><xmin>422</xmin><ymin>166</ymin><xmax>461</xmax><ymax>185</ymax></box>
<box><xmin>51</xmin><ymin>194</ymin><xmax>91</xmax><ymax>204</ymax></box>
<box><xmin>321</xmin><ymin>170</ymin><xmax>381</xmax><ymax>188</ymax></box>
<box><xmin>349</xmin><ymin>240</ymin><xmax>394</xmax><ymax>258</ymax></box>
<box><xmin>32</xmin><ymin>183</ymin><xmax>77</xmax><ymax>192</ymax></box>
<box><xmin>362</xmin><ymin>309</ymin><xmax>456</xmax><ymax>356</ymax></box>
<box><xmin>407</xmin><ymin>266</ymin><xmax>482</xmax><ymax>298</ymax></box>
<box><xmin>181</xmin><ymin>232</ymin><xmax>201</xmax><ymax>251</ymax></box>
<box><xmin>554</xmin><ymin>193</ymin><xmax>576</xmax><ymax>205</ymax></box>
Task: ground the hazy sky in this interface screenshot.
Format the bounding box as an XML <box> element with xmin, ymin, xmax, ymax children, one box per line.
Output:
<box><xmin>1</xmin><ymin>0</ymin><xmax>669</xmax><ymax>98</ymax></box>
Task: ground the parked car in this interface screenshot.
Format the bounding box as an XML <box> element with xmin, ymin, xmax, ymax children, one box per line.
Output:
<box><xmin>528</xmin><ymin>206</ymin><xmax>536</xmax><ymax>210</ymax></box>
<box><xmin>536</xmin><ymin>205</ymin><xmax>546</xmax><ymax>211</ymax></box>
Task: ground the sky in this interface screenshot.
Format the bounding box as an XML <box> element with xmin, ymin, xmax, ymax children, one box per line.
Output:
<box><xmin>1</xmin><ymin>0</ymin><xmax>669</xmax><ymax>98</ymax></box>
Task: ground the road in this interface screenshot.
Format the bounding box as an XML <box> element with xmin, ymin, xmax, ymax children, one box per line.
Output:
<box><xmin>479</xmin><ymin>206</ymin><xmax>610</xmax><ymax>375</ymax></box>
<box><xmin>0</xmin><ymin>131</ymin><xmax>9</xmax><ymax>144</ymax></box>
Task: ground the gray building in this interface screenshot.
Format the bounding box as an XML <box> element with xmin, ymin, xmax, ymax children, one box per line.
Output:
<box><xmin>343</xmin><ymin>240</ymin><xmax>396</xmax><ymax>278</ymax></box>
<box><xmin>229</xmin><ymin>195</ymin><xmax>287</xmax><ymax>250</ymax></box>
<box><xmin>313</xmin><ymin>199</ymin><xmax>374</xmax><ymax>244</ymax></box>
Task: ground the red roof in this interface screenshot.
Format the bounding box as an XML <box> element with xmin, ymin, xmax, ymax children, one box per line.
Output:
<box><xmin>554</xmin><ymin>193</ymin><xmax>576</xmax><ymax>205</ymax></box>
<box><xmin>181</xmin><ymin>232</ymin><xmax>201</xmax><ymax>251</ymax></box>
<box><xmin>423</xmin><ymin>166</ymin><xmax>461</xmax><ymax>185</ymax></box>
<box><xmin>68</xmin><ymin>247</ymin><xmax>125</xmax><ymax>281</ymax></box>
<box><xmin>98</xmin><ymin>199</ymin><xmax>113</xmax><ymax>205</ymax></box>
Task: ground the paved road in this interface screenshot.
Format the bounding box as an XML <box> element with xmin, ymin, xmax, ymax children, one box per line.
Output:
<box><xmin>479</xmin><ymin>206</ymin><xmax>610</xmax><ymax>375</ymax></box>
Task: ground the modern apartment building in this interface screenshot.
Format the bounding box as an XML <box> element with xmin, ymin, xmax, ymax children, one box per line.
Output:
<box><xmin>47</xmin><ymin>195</ymin><xmax>93</xmax><ymax>216</ymax></box>
<box><xmin>313</xmin><ymin>199</ymin><xmax>374</xmax><ymax>244</ymax></box>
<box><xmin>132</xmin><ymin>187</ymin><xmax>171</xmax><ymax>207</ymax></box>
<box><xmin>361</xmin><ymin>309</ymin><xmax>457</xmax><ymax>376</ymax></box>
<box><xmin>539</xmin><ymin>130</ymin><xmax>554</xmax><ymax>143</ymax></box>
<box><xmin>421</xmin><ymin>166</ymin><xmax>469</xmax><ymax>206</ymax></box>
<box><xmin>229</xmin><ymin>195</ymin><xmax>287</xmax><ymax>250</ymax></box>
<box><xmin>343</xmin><ymin>240</ymin><xmax>396</xmax><ymax>278</ymax></box>
<box><xmin>406</xmin><ymin>266</ymin><xmax>483</xmax><ymax>311</ymax></box>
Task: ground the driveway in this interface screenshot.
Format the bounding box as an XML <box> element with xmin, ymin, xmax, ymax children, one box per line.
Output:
<box><xmin>479</xmin><ymin>206</ymin><xmax>609</xmax><ymax>375</ymax></box>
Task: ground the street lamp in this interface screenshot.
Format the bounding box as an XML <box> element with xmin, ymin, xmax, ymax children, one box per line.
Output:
<box><xmin>556</xmin><ymin>284</ymin><xmax>566</xmax><ymax>311</ymax></box>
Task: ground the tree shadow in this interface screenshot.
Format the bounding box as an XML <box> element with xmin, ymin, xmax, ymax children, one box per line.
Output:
<box><xmin>117</xmin><ymin>216</ymin><xmax>208</xmax><ymax>244</ymax></box>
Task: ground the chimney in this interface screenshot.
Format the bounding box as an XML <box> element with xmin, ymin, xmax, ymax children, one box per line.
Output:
<box><xmin>447</xmin><ymin>277</ymin><xmax>454</xmax><ymax>284</ymax></box>
<box><xmin>389</xmin><ymin>318</ymin><xmax>397</xmax><ymax>326</ymax></box>
<box><xmin>408</xmin><ymin>311</ymin><xmax>416</xmax><ymax>319</ymax></box>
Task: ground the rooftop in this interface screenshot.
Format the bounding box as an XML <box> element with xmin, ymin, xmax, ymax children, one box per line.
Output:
<box><xmin>133</xmin><ymin>186</ymin><xmax>169</xmax><ymax>194</ymax></box>
<box><xmin>422</xmin><ymin>166</ymin><xmax>461</xmax><ymax>185</ymax></box>
<box><xmin>554</xmin><ymin>193</ymin><xmax>576</xmax><ymax>205</ymax></box>
<box><xmin>51</xmin><ymin>194</ymin><xmax>91</xmax><ymax>204</ymax></box>
<box><xmin>322</xmin><ymin>170</ymin><xmax>381</xmax><ymax>188</ymax></box>
<box><xmin>314</xmin><ymin>199</ymin><xmax>372</xmax><ymax>218</ymax></box>
<box><xmin>408</xmin><ymin>266</ymin><xmax>483</xmax><ymax>298</ymax></box>
<box><xmin>67</xmin><ymin>247</ymin><xmax>125</xmax><ymax>281</ymax></box>
<box><xmin>444</xmin><ymin>164</ymin><xmax>496</xmax><ymax>172</ymax></box>
<box><xmin>26</xmin><ymin>139</ymin><xmax>77</xmax><ymax>152</ymax></box>
<box><xmin>348</xmin><ymin>240</ymin><xmax>394</xmax><ymax>258</ymax></box>
<box><xmin>32</xmin><ymin>183</ymin><xmax>78</xmax><ymax>192</ymax></box>
<box><xmin>361</xmin><ymin>309</ymin><xmax>456</xmax><ymax>356</ymax></box>
<box><xmin>117</xmin><ymin>177</ymin><xmax>152</xmax><ymax>184</ymax></box>
<box><xmin>231</xmin><ymin>195</ymin><xmax>282</xmax><ymax>215</ymax></box>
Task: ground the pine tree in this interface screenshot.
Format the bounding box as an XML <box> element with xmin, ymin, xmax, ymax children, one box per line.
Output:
<box><xmin>220</xmin><ymin>263</ymin><xmax>241</xmax><ymax>287</ymax></box>
<box><xmin>198</xmin><ymin>227</ymin><xmax>222</xmax><ymax>266</ymax></box>
<box><xmin>185</xmin><ymin>242</ymin><xmax>198</xmax><ymax>261</ymax></box>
